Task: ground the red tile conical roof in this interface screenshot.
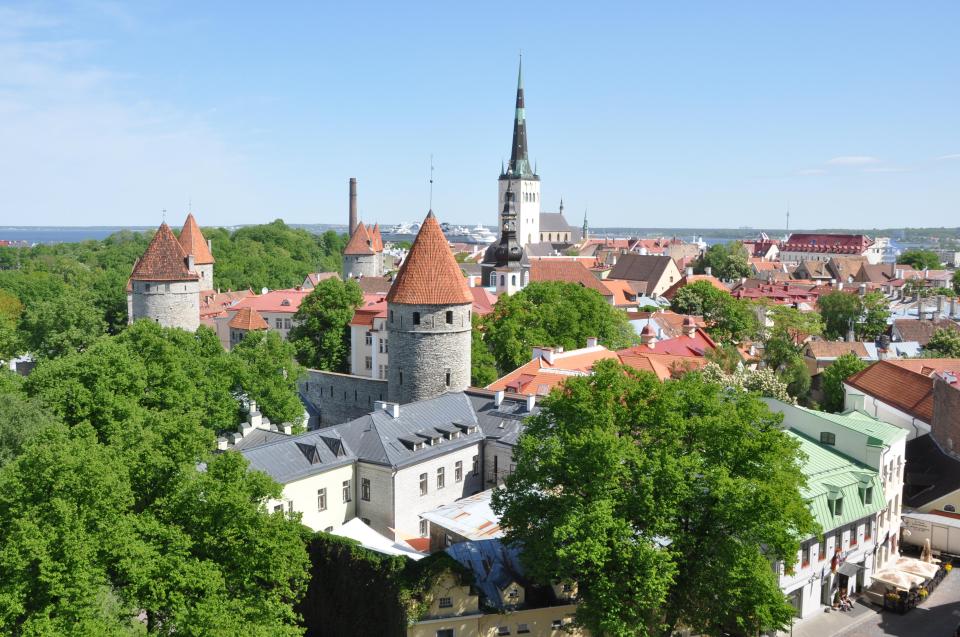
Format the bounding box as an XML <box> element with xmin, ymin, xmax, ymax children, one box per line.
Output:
<box><xmin>178</xmin><ymin>213</ymin><xmax>215</xmax><ymax>264</ymax></box>
<box><xmin>130</xmin><ymin>223</ymin><xmax>200</xmax><ymax>282</ymax></box>
<box><xmin>386</xmin><ymin>211</ymin><xmax>471</xmax><ymax>305</ymax></box>
<box><xmin>344</xmin><ymin>222</ymin><xmax>375</xmax><ymax>255</ymax></box>
<box><xmin>370</xmin><ymin>223</ymin><xmax>384</xmax><ymax>252</ymax></box>
<box><xmin>228</xmin><ymin>306</ymin><xmax>269</xmax><ymax>331</ymax></box>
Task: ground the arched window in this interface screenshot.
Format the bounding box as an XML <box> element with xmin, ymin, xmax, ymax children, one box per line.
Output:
<box><xmin>413</xmin><ymin>312</ymin><xmax>420</xmax><ymax>325</ymax></box>
<box><xmin>489</xmin><ymin>272</ymin><xmax>496</xmax><ymax>287</ymax></box>
<box><xmin>500</xmin><ymin>275</ymin><xmax>505</xmax><ymax>286</ymax></box>
<box><xmin>446</xmin><ymin>310</ymin><xmax>453</xmax><ymax>324</ymax></box>
<box><xmin>511</xmin><ymin>274</ymin><xmax>516</xmax><ymax>286</ymax></box>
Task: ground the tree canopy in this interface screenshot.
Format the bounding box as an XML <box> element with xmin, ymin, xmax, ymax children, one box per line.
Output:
<box><xmin>924</xmin><ymin>328</ymin><xmax>960</xmax><ymax>358</ymax></box>
<box><xmin>493</xmin><ymin>361</ymin><xmax>818</xmax><ymax>637</ymax></box>
<box><xmin>817</xmin><ymin>290</ymin><xmax>889</xmax><ymax>341</ymax></box>
<box><xmin>897</xmin><ymin>249</ymin><xmax>942</xmax><ymax>270</ymax></box>
<box><xmin>477</xmin><ymin>281</ymin><xmax>637</xmax><ymax>374</ymax></box>
<box><xmin>288</xmin><ymin>277</ymin><xmax>364</xmax><ymax>372</ymax></box>
<box><xmin>671</xmin><ymin>281</ymin><xmax>758</xmax><ymax>343</ymax></box>
<box><xmin>0</xmin><ymin>322</ymin><xmax>311</xmax><ymax>635</ymax></box>
<box><xmin>821</xmin><ymin>353</ymin><xmax>868</xmax><ymax>413</ymax></box>
<box><xmin>696</xmin><ymin>241</ymin><xmax>751</xmax><ymax>280</ymax></box>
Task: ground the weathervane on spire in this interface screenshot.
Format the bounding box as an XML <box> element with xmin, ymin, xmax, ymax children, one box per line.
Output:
<box><xmin>429</xmin><ymin>154</ymin><xmax>435</xmax><ymax>212</ymax></box>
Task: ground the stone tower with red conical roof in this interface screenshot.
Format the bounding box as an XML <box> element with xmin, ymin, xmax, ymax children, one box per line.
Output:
<box><xmin>129</xmin><ymin>222</ymin><xmax>201</xmax><ymax>331</ymax></box>
<box><xmin>387</xmin><ymin>210</ymin><xmax>472</xmax><ymax>404</ymax></box>
<box><xmin>342</xmin><ymin>221</ymin><xmax>383</xmax><ymax>278</ymax></box>
<box><xmin>178</xmin><ymin>213</ymin><xmax>215</xmax><ymax>290</ymax></box>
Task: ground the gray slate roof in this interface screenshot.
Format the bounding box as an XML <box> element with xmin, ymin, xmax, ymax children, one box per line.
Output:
<box><xmin>330</xmin><ymin>392</ymin><xmax>484</xmax><ymax>469</ymax></box>
<box><xmin>242</xmin><ymin>429</ymin><xmax>355</xmax><ymax>484</ymax></box>
<box><xmin>445</xmin><ymin>539</ymin><xmax>527</xmax><ymax>610</ymax></box>
<box><xmin>539</xmin><ymin>212</ymin><xmax>572</xmax><ymax>233</ymax></box>
<box><xmin>608</xmin><ymin>254</ymin><xmax>674</xmax><ymax>284</ymax></box>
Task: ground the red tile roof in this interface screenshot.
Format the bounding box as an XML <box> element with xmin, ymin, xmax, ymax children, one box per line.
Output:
<box><xmin>228</xmin><ymin>306</ymin><xmax>269</xmax><ymax>331</ymax></box>
<box><xmin>178</xmin><ymin>213</ymin><xmax>215</xmax><ymax>264</ymax></box>
<box><xmin>344</xmin><ymin>222</ymin><xmax>376</xmax><ymax>256</ymax></box>
<box><xmin>486</xmin><ymin>346</ymin><xmax>622</xmax><ymax>396</ymax></box>
<box><xmin>130</xmin><ymin>223</ymin><xmax>200</xmax><ymax>282</ymax></box>
<box><xmin>805</xmin><ymin>341</ymin><xmax>870</xmax><ymax>359</ymax></box>
<box><xmin>617</xmin><ymin>327</ymin><xmax>717</xmax><ymax>357</ymax></box>
<box><xmin>845</xmin><ymin>360</ymin><xmax>936</xmax><ymax>423</ymax></box>
<box><xmin>529</xmin><ymin>260</ymin><xmax>613</xmax><ymax>298</ymax></box>
<box><xmin>370</xmin><ymin>223</ymin><xmax>384</xmax><ymax>252</ymax></box>
<box><xmin>232</xmin><ymin>288</ymin><xmax>311</xmax><ymax>314</ymax></box>
<box><xmin>470</xmin><ymin>287</ymin><xmax>498</xmax><ymax>316</ymax></box>
<box><xmin>386</xmin><ymin>212</ymin><xmax>472</xmax><ymax>305</ymax></box>
<box><xmin>781</xmin><ymin>233</ymin><xmax>873</xmax><ymax>255</ymax></box>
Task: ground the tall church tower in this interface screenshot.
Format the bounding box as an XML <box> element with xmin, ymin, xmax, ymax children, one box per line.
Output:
<box><xmin>498</xmin><ymin>58</ymin><xmax>540</xmax><ymax>247</ymax></box>
<box><xmin>386</xmin><ymin>210</ymin><xmax>472</xmax><ymax>404</ymax></box>
<box><xmin>494</xmin><ymin>186</ymin><xmax>524</xmax><ymax>296</ymax></box>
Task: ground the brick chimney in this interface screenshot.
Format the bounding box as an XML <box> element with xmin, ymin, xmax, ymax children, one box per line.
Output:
<box><xmin>349</xmin><ymin>177</ymin><xmax>358</xmax><ymax>237</ymax></box>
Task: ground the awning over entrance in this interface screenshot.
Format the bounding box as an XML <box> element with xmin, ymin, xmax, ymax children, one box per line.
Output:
<box><xmin>838</xmin><ymin>561</ymin><xmax>860</xmax><ymax>577</ymax></box>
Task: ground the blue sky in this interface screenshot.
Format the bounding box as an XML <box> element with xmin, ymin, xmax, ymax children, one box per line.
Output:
<box><xmin>1</xmin><ymin>1</ymin><xmax>958</xmax><ymax>229</ymax></box>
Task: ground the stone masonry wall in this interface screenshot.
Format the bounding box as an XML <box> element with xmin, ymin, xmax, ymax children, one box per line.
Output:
<box><xmin>343</xmin><ymin>254</ymin><xmax>380</xmax><ymax>279</ymax></box>
<box><xmin>932</xmin><ymin>377</ymin><xmax>960</xmax><ymax>458</ymax></box>
<box><xmin>130</xmin><ymin>279</ymin><xmax>200</xmax><ymax>332</ymax></box>
<box><xmin>303</xmin><ymin>369</ymin><xmax>388</xmax><ymax>426</ymax></box>
<box><xmin>387</xmin><ymin>303</ymin><xmax>471</xmax><ymax>404</ymax></box>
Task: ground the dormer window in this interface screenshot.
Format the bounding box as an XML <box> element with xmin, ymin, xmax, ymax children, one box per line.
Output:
<box><xmin>828</xmin><ymin>496</ymin><xmax>844</xmax><ymax>517</ymax></box>
<box><xmin>820</xmin><ymin>432</ymin><xmax>836</xmax><ymax>445</ymax></box>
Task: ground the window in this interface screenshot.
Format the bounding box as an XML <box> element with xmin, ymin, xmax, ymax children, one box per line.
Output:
<box><xmin>945</xmin><ymin>504</ymin><xmax>957</xmax><ymax>513</ymax></box>
<box><xmin>273</xmin><ymin>504</ymin><xmax>283</xmax><ymax>513</ymax></box>
<box><xmin>438</xmin><ymin>597</ymin><xmax>452</xmax><ymax>609</ymax></box>
<box><xmin>437</xmin><ymin>467</ymin><xmax>445</xmax><ymax>489</ymax></box>
<box><xmin>472</xmin><ymin>455</ymin><xmax>478</xmax><ymax>476</ymax></box>
<box><xmin>490</xmin><ymin>272</ymin><xmax>496</xmax><ymax>287</ymax></box>
<box><xmin>862</xmin><ymin>486</ymin><xmax>873</xmax><ymax>505</ymax></box>
<box><xmin>829</xmin><ymin>496</ymin><xmax>843</xmax><ymax>517</ymax></box>
<box><xmin>399</xmin><ymin>371</ymin><xmax>403</xmax><ymax>385</ymax></box>
<box><xmin>562</xmin><ymin>583</ymin><xmax>573</xmax><ymax>593</ymax></box>
<box><xmin>850</xmin><ymin>527</ymin><xmax>858</xmax><ymax>546</ymax></box>
<box><xmin>801</xmin><ymin>545</ymin><xmax>810</xmax><ymax>567</ymax></box>
<box><xmin>436</xmin><ymin>630</ymin><xmax>454</xmax><ymax>637</ymax></box>
<box><xmin>390</xmin><ymin>310</ymin><xmax>394</xmax><ymax>322</ymax></box>
<box><xmin>865</xmin><ymin>518</ymin><xmax>873</xmax><ymax>540</ymax></box>
<box><xmin>820</xmin><ymin>432</ymin><xmax>836</xmax><ymax>445</ymax></box>
<box><xmin>365</xmin><ymin>356</ymin><xmax>372</xmax><ymax>370</ymax></box>
<box><xmin>287</xmin><ymin>500</ymin><xmax>293</xmax><ymax>513</ymax></box>
<box><xmin>365</xmin><ymin>334</ymin><xmax>373</xmax><ymax>346</ymax></box>
<box><xmin>508</xmin><ymin>588</ymin><xmax>519</xmax><ymax>599</ymax></box>
<box><xmin>497</xmin><ymin>627</ymin><xmax>510</xmax><ymax>636</ymax></box>
<box><xmin>455</xmin><ymin>461</ymin><xmax>463</xmax><ymax>482</ymax></box>
<box><xmin>551</xmin><ymin>620</ymin><xmax>562</xmax><ymax>629</ymax></box>
<box><xmin>445</xmin><ymin>368</ymin><xmax>451</xmax><ymax>387</ymax></box>
<box><xmin>413</xmin><ymin>312</ymin><xmax>420</xmax><ymax>325</ymax></box>
<box><xmin>835</xmin><ymin>531</ymin><xmax>843</xmax><ymax>551</ymax></box>
<box><xmin>500</xmin><ymin>274</ymin><xmax>505</xmax><ymax>286</ymax></box>
<box><xmin>342</xmin><ymin>480</ymin><xmax>352</xmax><ymax>503</ymax></box>
<box><xmin>818</xmin><ymin>536</ymin><xmax>826</xmax><ymax>561</ymax></box>
<box><xmin>420</xmin><ymin>519</ymin><xmax>428</xmax><ymax>537</ymax></box>
<box><xmin>317</xmin><ymin>488</ymin><xmax>327</xmax><ymax>511</ymax></box>
<box><xmin>275</xmin><ymin>318</ymin><xmax>282</xmax><ymax>329</ymax></box>
<box><xmin>284</xmin><ymin>318</ymin><xmax>292</xmax><ymax>329</ymax></box>
<box><xmin>324</xmin><ymin>526</ymin><xmax>333</xmax><ymax>533</ymax></box>
<box><xmin>420</xmin><ymin>473</ymin><xmax>428</xmax><ymax>496</ymax></box>
<box><xmin>446</xmin><ymin>310</ymin><xmax>453</xmax><ymax>324</ymax></box>
<box><xmin>361</xmin><ymin>478</ymin><xmax>371</xmax><ymax>501</ymax></box>
<box><xmin>517</xmin><ymin>624</ymin><xmax>530</xmax><ymax>634</ymax></box>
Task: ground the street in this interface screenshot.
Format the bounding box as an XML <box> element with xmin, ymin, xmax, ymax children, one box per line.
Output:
<box><xmin>835</xmin><ymin>568</ymin><xmax>960</xmax><ymax>637</ymax></box>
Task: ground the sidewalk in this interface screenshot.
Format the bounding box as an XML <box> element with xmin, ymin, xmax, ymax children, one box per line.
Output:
<box><xmin>776</xmin><ymin>598</ymin><xmax>879</xmax><ymax>637</ymax></box>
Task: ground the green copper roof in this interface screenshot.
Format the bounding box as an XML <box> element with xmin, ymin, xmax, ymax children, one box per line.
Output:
<box><xmin>789</xmin><ymin>430</ymin><xmax>886</xmax><ymax>534</ymax></box>
<box><xmin>792</xmin><ymin>406</ymin><xmax>906</xmax><ymax>446</ymax></box>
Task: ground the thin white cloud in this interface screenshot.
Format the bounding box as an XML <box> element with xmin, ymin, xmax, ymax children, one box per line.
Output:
<box><xmin>827</xmin><ymin>156</ymin><xmax>881</xmax><ymax>166</ymax></box>
<box><xmin>936</xmin><ymin>153</ymin><xmax>960</xmax><ymax>161</ymax></box>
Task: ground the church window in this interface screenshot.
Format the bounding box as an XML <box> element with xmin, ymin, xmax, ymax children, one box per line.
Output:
<box><xmin>413</xmin><ymin>312</ymin><xmax>420</xmax><ymax>325</ymax></box>
<box><xmin>446</xmin><ymin>311</ymin><xmax>453</xmax><ymax>324</ymax></box>
<box><xmin>489</xmin><ymin>273</ymin><xmax>496</xmax><ymax>287</ymax></box>
<box><xmin>511</xmin><ymin>274</ymin><xmax>516</xmax><ymax>286</ymax></box>
<box><xmin>500</xmin><ymin>275</ymin><xmax>505</xmax><ymax>286</ymax></box>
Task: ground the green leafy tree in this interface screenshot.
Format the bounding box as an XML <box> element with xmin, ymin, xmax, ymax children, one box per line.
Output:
<box><xmin>0</xmin><ymin>376</ymin><xmax>57</xmax><ymax>468</ymax></box>
<box><xmin>704</xmin><ymin>343</ymin><xmax>743</xmax><ymax>373</ymax></box>
<box><xmin>0</xmin><ymin>289</ymin><xmax>22</xmax><ymax>359</ymax></box>
<box><xmin>696</xmin><ymin>241</ymin><xmax>751</xmax><ymax>280</ymax></box>
<box><xmin>470</xmin><ymin>314</ymin><xmax>499</xmax><ymax>386</ymax></box>
<box><xmin>898</xmin><ymin>249</ymin><xmax>941</xmax><ymax>270</ymax></box>
<box><xmin>231</xmin><ymin>330</ymin><xmax>306</xmax><ymax>428</ymax></box>
<box><xmin>671</xmin><ymin>281</ymin><xmax>757</xmax><ymax>343</ymax></box>
<box><xmin>924</xmin><ymin>328</ymin><xmax>960</xmax><ymax>358</ymax></box>
<box><xmin>288</xmin><ymin>278</ymin><xmax>364</xmax><ymax>372</ymax></box>
<box><xmin>858</xmin><ymin>291</ymin><xmax>890</xmax><ymax>341</ymax></box>
<box><xmin>493</xmin><ymin>361</ymin><xmax>818</xmax><ymax>637</ymax></box>
<box><xmin>761</xmin><ymin>306</ymin><xmax>824</xmax><ymax>371</ymax></box>
<box><xmin>18</xmin><ymin>290</ymin><xmax>107</xmax><ymax>359</ymax></box>
<box><xmin>817</xmin><ymin>291</ymin><xmax>861</xmax><ymax>340</ymax></box>
<box><xmin>821</xmin><ymin>352</ymin><xmax>868</xmax><ymax>412</ymax></box>
<box><xmin>481</xmin><ymin>281</ymin><xmax>637</xmax><ymax>373</ymax></box>
<box><xmin>952</xmin><ymin>270</ymin><xmax>960</xmax><ymax>295</ymax></box>
<box><xmin>778</xmin><ymin>355</ymin><xmax>811</xmax><ymax>402</ymax></box>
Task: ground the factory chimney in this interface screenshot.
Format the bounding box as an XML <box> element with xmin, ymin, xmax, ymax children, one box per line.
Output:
<box><xmin>349</xmin><ymin>178</ymin><xmax>358</xmax><ymax>237</ymax></box>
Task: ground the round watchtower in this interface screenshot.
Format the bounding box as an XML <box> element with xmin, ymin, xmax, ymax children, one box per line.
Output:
<box><xmin>386</xmin><ymin>211</ymin><xmax>472</xmax><ymax>404</ymax></box>
<box><xmin>129</xmin><ymin>222</ymin><xmax>200</xmax><ymax>331</ymax></box>
<box><xmin>343</xmin><ymin>221</ymin><xmax>382</xmax><ymax>279</ymax></box>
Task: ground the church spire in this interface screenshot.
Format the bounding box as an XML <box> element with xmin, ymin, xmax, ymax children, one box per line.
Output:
<box><xmin>504</xmin><ymin>56</ymin><xmax>533</xmax><ymax>178</ymax></box>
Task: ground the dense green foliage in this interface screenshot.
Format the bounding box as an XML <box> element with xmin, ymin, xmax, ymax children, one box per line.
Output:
<box><xmin>670</xmin><ymin>280</ymin><xmax>758</xmax><ymax>343</ymax></box>
<box><xmin>477</xmin><ymin>281</ymin><xmax>637</xmax><ymax>374</ymax></box>
<box><xmin>821</xmin><ymin>353</ymin><xmax>868</xmax><ymax>413</ymax></box>
<box><xmin>700</xmin><ymin>362</ymin><xmax>794</xmax><ymax>403</ymax></box>
<box><xmin>0</xmin><ymin>323</ymin><xmax>312</xmax><ymax>634</ymax></box>
<box><xmin>298</xmin><ymin>533</ymin><xmax>467</xmax><ymax>637</ymax></box>
<box><xmin>288</xmin><ymin>278</ymin><xmax>364</xmax><ymax>372</ymax></box>
<box><xmin>924</xmin><ymin>328</ymin><xmax>960</xmax><ymax>358</ymax></box>
<box><xmin>953</xmin><ymin>271</ymin><xmax>960</xmax><ymax>295</ymax></box>
<box><xmin>696</xmin><ymin>241</ymin><xmax>750</xmax><ymax>280</ymax></box>
<box><xmin>470</xmin><ymin>314</ymin><xmax>499</xmax><ymax>386</ymax></box>
<box><xmin>0</xmin><ymin>221</ymin><xmax>346</xmax><ymax>360</ymax></box>
<box><xmin>897</xmin><ymin>249</ymin><xmax>942</xmax><ymax>270</ymax></box>
<box><xmin>493</xmin><ymin>362</ymin><xmax>818</xmax><ymax>637</ymax></box>
<box><xmin>231</xmin><ymin>330</ymin><xmax>307</xmax><ymax>428</ymax></box>
<box><xmin>817</xmin><ymin>291</ymin><xmax>890</xmax><ymax>341</ymax></box>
